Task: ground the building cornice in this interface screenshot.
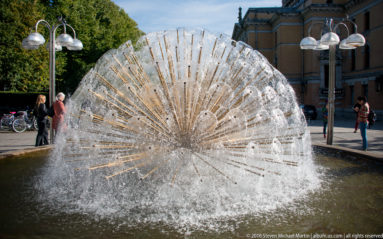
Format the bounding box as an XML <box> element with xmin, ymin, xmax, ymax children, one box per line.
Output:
<box><xmin>242</xmin><ymin>19</ymin><xmax>270</xmax><ymax>28</ymax></box>
<box><xmin>301</xmin><ymin>4</ymin><xmax>345</xmax><ymax>15</ymax></box>
<box><xmin>242</xmin><ymin>7</ymin><xmax>298</xmax><ymax>22</ymax></box>
<box><xmin>247</xmin><ymin>7</ymin><xmax>297</xmax><ymax>14</ymax></box>
<box><xmin>345</xmin><ymin>0</ymin><xmax>365</xmax><ymax>10</ymax></box>
<box><xmin>270</xmin><ymin>12</ymin><xmax>301</xmax><ymax>25</ymax></box>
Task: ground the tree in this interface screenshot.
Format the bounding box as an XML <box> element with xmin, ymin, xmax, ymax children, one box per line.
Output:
<box><xmin>0</xmin><ymin>0</ymin><xmax>51</xmax><ymax>92</ymax></box>
<box><xmin>0</xmin><ymin>0</ymin><xmax>143</xmax><ymax>93</ymax></box>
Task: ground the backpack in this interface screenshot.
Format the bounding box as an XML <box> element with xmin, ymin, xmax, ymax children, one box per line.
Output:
<box><xmin>368</xmin><ymin>109</ymin><xmax>376</xmax><ymax>126</ymax></box>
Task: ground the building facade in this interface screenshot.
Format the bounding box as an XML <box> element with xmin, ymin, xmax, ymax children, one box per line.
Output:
<box><xmin>232</xmin><ymin>0</ymin><xmax>383</xmax><ymax>119</ymax></box>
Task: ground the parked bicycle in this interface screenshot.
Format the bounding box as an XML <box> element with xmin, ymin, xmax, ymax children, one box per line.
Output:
<box><xmin>0</xmin><ymin>111</ymin><xmax>16</xmax><ymax>130</ymax></box>
<box><xmin>12</xmin><ymin>109</ymin><xmax>38</xmax><ymax>133</ymax></box>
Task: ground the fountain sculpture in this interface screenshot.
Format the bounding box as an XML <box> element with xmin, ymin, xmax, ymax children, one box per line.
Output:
<box><xmin>42</xmin><ymin>29</ymin><xmax>320</xmax><ymax>230</ymax></box>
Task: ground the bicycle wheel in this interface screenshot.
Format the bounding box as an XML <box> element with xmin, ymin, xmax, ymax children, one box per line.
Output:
<box><xmin>12</xmin><ymin>119</ymin><xmax>27</xmax><ymax>133</ymax></box>
<box><xmin>0</xmin><ymin>118</ymin><xmax>12</xmax><ymax>130</ymax></box>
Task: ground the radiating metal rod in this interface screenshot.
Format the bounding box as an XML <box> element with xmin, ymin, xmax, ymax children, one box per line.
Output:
<box><xmin>105</xmin><ymin>161</ymin><xmax>150</xmax><ymax>180</ymax></box>
<box><xmin>141</xmin><ymin>157</ymin><xmax>174</xmax><ymax>180</ymax></box>
<box><xmin>193</xmin><ymin>153</ymin><xmax>237</xmax><ymax>184</ymax></box>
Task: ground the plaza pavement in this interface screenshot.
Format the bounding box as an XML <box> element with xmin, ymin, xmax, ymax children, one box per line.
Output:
<box><xmin>0</xmin><ymin>119</ymin><xmax>382</xmax><ymax>159</ymax></box>
<box><xmin>307</xmin><ymin>119</ymin><xmax>383</xmax><ymax>159</ymax></box>
<box><xmin>0</xmin><ymin>130</ymin><xmax>52</xmax><ymax>159</ymax></box>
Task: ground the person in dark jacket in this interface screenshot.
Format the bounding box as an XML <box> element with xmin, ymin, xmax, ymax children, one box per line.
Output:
<box><xmin>34</xmin><ymin>95</ymin><xmax>49</xmax><ymax>146</ymax></box>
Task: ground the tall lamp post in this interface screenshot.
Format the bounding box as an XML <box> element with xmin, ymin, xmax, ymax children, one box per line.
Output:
<box><xmin>300</xmin><ymin>18</ymin><xmax>365</xmax><ymax>145</ymax></box>
<box><xmin>22</xmin><ymin>17</ymin><xmax>83</xmax><ymax>143</ymax></box>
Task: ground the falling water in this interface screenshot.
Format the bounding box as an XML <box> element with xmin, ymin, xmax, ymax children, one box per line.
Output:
<box><xmin>38</xmin><ymin>29</ymin><xmax>320</xmax><ymax>231</ymax></box>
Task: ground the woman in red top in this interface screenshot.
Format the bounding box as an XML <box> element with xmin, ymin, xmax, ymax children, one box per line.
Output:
<box><xmin>357</xmin><ymin>96</ymin><xmax>369</xmax><ymax>151</ymax></box>
<box><xmin>52</xmin><ymin>92</ymin><xmax>66</xmax><ymax>142</ymax></box>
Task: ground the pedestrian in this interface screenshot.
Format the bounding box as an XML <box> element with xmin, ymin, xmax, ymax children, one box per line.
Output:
<box><xmin>52</xmin><ymin>92</ymin><xmax>66</xmax><ymax>142</ymax></box>
<box><xmin>322</xmin><ymin>101</ymin><xmax>328</xmax><ymax>139</ymax></box>
<box><xmin>357</xmin><ymin>96</ymin><xmax>370</xmax><ymax>151</ymax></box>
<box><xmin>33</xmin><ymin>95</ymin><xmax>49</xmax><ymax>146</ymax></box>
<box><xmin>352</xmin><ymin>101</ymin><xmax>361</xmax><ymax>133</ymax></box>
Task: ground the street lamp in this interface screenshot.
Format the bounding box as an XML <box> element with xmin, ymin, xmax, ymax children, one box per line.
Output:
<box><xmin>22</xmin><ymin>17</ymin><xmax>83</xmax><ymax>143</ymax></box>
<box><xmin>300</xmin><ymin>18</ymin><xmax>365</xmax><ymax>145</ymax></box>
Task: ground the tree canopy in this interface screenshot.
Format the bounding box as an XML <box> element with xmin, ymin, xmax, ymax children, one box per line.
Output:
<box><xmin>0</xmin><ymin>0</ymin><xmax>143</xmax><ymax>93</ymax></box>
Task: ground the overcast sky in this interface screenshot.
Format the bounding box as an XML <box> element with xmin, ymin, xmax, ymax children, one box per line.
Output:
<box><xmin>113</xmin><ymin>0</ymin><xmax>281</xmax><ymax>36</ymax></box>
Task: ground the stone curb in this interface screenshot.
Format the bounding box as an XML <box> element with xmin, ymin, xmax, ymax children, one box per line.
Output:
<box><xmin>0</xmin><ymin>145</ymin><xmax>53</xmax><ymax>160</ymax></box>
<box><xmin>312</xmin><ymin>142</ymin><xmax>383</xmax><ymax>162</ymax></box>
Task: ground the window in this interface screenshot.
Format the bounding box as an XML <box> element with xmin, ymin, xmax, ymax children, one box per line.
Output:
<box><xmin>351</xmin><ymin>49</ymin><xmax>356</xmax><ymax>71</ymax></box>
<box><xmin>364</xmin><ymin>45</ymin><xmax>370</xmax><ymax>69</ymax></box>
<box><xmin>350</xmin><ymin>85</ymin><xmax>354</xmax><ymax>105</ymax></box>
<box><xmin>351</xmin><ymin>18</ymin><xmax>356</xmax><ymax>34</ymax></box>
<box><xmin>376</xmin><ymin>76</ymin><xmax>383</xmax><ymax>92</ymax></box>
<box><xmin>274</xmin><ymin>54</ymin><xmax>278</xmax><ymax>68</ymax></box>
<box><xmin>362</xmin><ymin>84</ymin><xmax>368</xmax><ymax>98</ymax></box>
<box><xmin>324</xmin><ymin>64</ymin><xmax>329</xmax><ymax>88</ymax></box>
<box><xmin>364</xmin><ymin>12</ymin><xmax>370</xmax><ymax>31</ymax></box>
<box><xmin>274</xmin><ymin>31</ymin><xmax>277</xmax><ymax>47</ymax></box>
<box><xmin>274</xmin><ymin>32</ymin><xmax>278</xmax><ymax>67</ymax></box>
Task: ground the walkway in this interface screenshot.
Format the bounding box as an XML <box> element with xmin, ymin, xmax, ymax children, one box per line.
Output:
<box><xmin>308</xmin><ymin>119</ymin><xmax>383</xmax><ymax>158</ymax></box>
<box><xmin>0</xmin><ymin>130</ymin><xmax>51</xmax><ymax>159</ymax></box>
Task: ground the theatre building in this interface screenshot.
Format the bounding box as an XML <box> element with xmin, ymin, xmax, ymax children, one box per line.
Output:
<box><xmin>232</xmin><ymin>0</ymin><xmax>383</xmax><ymax>119</ymax></box>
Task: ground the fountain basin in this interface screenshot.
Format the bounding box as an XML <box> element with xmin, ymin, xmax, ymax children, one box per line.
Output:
<box><xmin>0</xmin><ymin>150</ymin><xmax>382</xmax><ymax>238</ymax></box>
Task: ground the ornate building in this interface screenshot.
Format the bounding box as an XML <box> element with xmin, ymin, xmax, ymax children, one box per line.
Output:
<box><xmin>232</xmin><ymin>0</ymin><xmax>383</xmax><ymax>119</ymax></box>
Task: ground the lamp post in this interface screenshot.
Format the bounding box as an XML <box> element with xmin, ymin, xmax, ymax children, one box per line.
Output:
<box><xmin>300</xmin><ymin>18</ymin><xmax>365</xmax><ymax>145</ymax></box>
<box><xmin>22</xmin><ymin>17</ymin><xmax>83</xmax><ymax>143</ymax></box>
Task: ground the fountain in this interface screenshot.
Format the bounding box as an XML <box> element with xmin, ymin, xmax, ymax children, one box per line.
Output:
<box><xmin>38</xmin><ymin>29</ymin><xmax>320</xmax><ymax>231</ymax></box>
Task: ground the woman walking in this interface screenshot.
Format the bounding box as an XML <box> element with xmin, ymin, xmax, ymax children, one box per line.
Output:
<box><xmin>34</xmin><ymin>95</ymin><xmax>49</xmax><ymax>146</ymax></box>
<box><xmin>357</xmin><ymin>96</ymin><xmax>370</xmax><ymax>151</ymax></box>
<box><xmin>52</xmin><ymin>92</ymin><xmax>66</xmax><ymax>142</ymax></box>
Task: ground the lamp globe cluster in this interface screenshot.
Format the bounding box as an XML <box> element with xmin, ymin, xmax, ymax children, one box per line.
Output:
<box><xmin>22</xmin><ymin>27</ymin><xmax>83</xmax><ymax>51</ymax></box>
<box><xmin>300</xmin><ymin>19</ymin><xmax>365</xmax><ymax>51</ymax></box>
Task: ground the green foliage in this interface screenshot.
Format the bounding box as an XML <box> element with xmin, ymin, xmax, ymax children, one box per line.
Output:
<box><xmin>0</xmin><ymin>0</ymin><xmax>143</xmax><ymax>93</ymax></box>
<box><xmin>0</xmin><ymin>0</ymin><xmax>49</xmax><ymax>92</ymax></box>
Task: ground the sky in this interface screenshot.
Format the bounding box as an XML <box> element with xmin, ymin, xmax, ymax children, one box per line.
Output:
<box><xmin>113</xmin><ymin>0</ymin><xmax>281</xmax><ymax>36</ymax></box>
